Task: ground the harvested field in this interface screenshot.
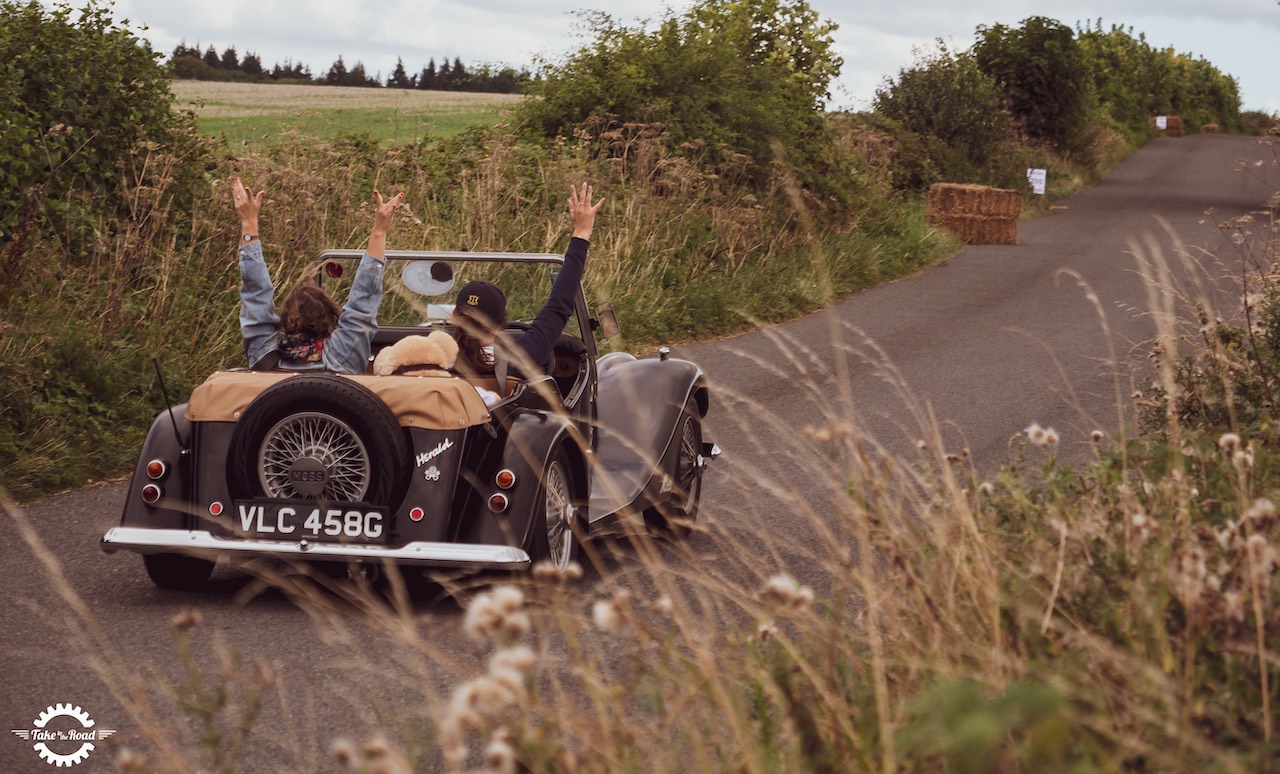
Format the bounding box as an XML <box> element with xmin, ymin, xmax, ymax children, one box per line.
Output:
<box><xmin>169</xmin><ymin>80</ymin><xmax>523</xmax><ymax>144</ymax></box>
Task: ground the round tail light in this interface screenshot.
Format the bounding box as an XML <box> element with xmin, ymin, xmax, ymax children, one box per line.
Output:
<box><xmin>409</xmin><ymin>507</ymin><xmax>425</xmax><ymax>522</ymax></box>
<box><xmin>488</xmin><ymin>493</ymin><xmax>510</xmax><ymax>513</ymax></box>
<box><xmin>495</xmin><ymin>469</ymin><xmax>516</xmax><ymax>490</ymax></box>
<box><xmin>209</xmin><ymin>502</ymin><xmax>224</xmax><ymax>517</ymax></box>
<box><xmin>145</xmin><ymin>460</ymin><xmax>168</xmax><ymax>480</ymax></box>
<box><xmin>141</xmin><ymin>484</ymin><xmax>162</xmax><ymax>505</ymax></box>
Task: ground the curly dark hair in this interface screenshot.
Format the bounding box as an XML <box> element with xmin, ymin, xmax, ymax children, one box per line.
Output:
<box><xmin>280</xmin><ymin>284</ymin><xmax>341</xmax><ymax>338</ymax></box>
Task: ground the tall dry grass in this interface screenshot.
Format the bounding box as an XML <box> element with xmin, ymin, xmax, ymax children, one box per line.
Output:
<box><xmin>8</xmin><ymin>150</ymin><xmax>1280</xmax><ymax>770</ymax></box>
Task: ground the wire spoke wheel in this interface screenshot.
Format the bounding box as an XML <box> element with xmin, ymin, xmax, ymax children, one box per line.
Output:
<box><xmin>675</xmin><ymin>414</ymin><xmax>702</xmax><ymax>511</ymax></box>
<box><xmin>258</xmin><ymin>411</ymin><xmax>371</xmax><ymax>500</ymax></box>
<box><xmin>544</xmin><ymin>459</ymin><xmax>574</xmax><ymax>569</ymax></box>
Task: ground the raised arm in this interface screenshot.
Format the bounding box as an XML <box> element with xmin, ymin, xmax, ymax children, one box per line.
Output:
<box><xmin>516</xmin><ymin>183</ymin><xmax>605</xmax><ymax>372</ymax></box>
<box><xmin>366</xmin><ymin>189</ymin><xmax>404</xmax><ymax>262</ymax></box>
<box><xmin>323</xmin><ymin>190</ymin><xmax>403</xmax><ymax>373</ymax></box>
<box><xmin>233</xmin><ymin>177</ymin><xmax>281</xmax><ymax>369</ymax></box>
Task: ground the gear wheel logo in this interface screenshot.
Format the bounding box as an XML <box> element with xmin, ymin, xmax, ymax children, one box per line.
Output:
<box><xmin>11</xmin><ymin>703</ymin><xmax>115</xmax><ymax>767</ymax></box>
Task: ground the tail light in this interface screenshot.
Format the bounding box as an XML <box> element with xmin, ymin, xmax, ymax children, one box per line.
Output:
<box><xmin>209</xmin><ymin>502</ymin><xmax>224</xmax><ymax>517</ymax></box>
<box><xmin>145</xmin><ymin>459</ymin><xmax>168</xmax><ymax>480</ymax></box>
<box><xmin>495</xmin><ymin>469</ymin><xmax>516</xmax><ymax>489</ymax></box>
<box><xmin>409</xmin><ymin>507</ymin><xmax>425</xmax><ymax>522</ymax></box>
<box><xmin>141</xmin><ymin>484</ymin><xmax>162</xmax><ymax>505</ymax></box>
<box><xmin>488</xmin><ymin>493</ymin><xmax>510</xmax><ymax>513</ymax></box>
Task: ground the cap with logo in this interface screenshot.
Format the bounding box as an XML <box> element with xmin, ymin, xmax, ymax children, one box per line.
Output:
<box><xmin>454</xmin><ymin>280</ymin><xmax>507</xmax><ymax>328</ymax></box>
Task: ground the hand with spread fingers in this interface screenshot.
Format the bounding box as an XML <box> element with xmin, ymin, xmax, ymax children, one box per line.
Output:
<box><xmin>568</xmin><ymin>182</ymin><xmax>605</xmax><ymax>242</ymax></box>
<box><xmin>231</xmin><ymin>177</ymin><xmax>264</xmax><ymax>242</ymax></box>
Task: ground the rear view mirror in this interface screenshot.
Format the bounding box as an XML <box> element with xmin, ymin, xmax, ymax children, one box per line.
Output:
<box><xmin>597</xmin><ymin>303</ymin><xmax>620</xmax><ymax>338</ymax></box>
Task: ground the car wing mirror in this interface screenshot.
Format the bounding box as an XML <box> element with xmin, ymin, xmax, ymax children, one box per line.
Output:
<box><xmin>595</xmin><ymin>303</ymin><xmax>621</xmax><ymax>338</ymax></box>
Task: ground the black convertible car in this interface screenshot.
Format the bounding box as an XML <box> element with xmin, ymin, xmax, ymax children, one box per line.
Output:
<box><xmin>101</xmin><ymin>249</ymin><xmax>717</xmax><ymax>589</ymax></box>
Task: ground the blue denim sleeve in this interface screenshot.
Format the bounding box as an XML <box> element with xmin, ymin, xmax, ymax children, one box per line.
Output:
<box><xmin>239</xmin><ymin>241</ymin><xmax>281</xmax><ymax>368</ymax></box>
<box><xmin>516</xmin><ymin>236</ymin><xmax>588</xmax><ymax>373</ymax></box>
<box><xmin>322</xmin><ymin>252</ymin><xmax>385</xmax><ymax>374</ymax></box>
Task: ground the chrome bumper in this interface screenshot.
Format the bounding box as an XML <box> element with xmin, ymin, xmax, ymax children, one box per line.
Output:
<box><xmin>101</xmin><ymin>527</ymin><xmax>530</xmax><ymax>570</ymax></box>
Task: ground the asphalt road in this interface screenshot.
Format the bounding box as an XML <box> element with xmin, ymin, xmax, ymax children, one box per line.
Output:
<box><xmin>3</xmin><ymin>134</ymin><xmax>1277</xmax><ymax>772</ymax></box>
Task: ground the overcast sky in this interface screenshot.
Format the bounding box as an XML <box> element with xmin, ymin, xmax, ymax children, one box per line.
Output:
<box><xmin>73</xmin><ymin>0</ymin><xmax>1280</xmax><ymax>112</ymax></box>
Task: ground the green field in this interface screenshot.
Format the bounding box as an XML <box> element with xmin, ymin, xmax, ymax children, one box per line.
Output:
<box><xmin>170</xmin><ymin>80</ymin><xmax>524</xmax><ymax>145</ymax></box>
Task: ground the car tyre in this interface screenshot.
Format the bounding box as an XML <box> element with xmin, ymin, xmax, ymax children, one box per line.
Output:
<box><xmin>524</xmin><ymin>446</ymin><xmax>581</xmax><ymax>570</ymax></box>
<box><xmin>644</xmin><ymin>401</ymin><xmax>703</xmax><ymax>539</ymax></box>
<box><xmin>143</xmin><ymin>553</ymin><xmax>215</xmax><ymax>590</ymax></box>
<box><xmin>227</xmin><ymin>375</ymin><xmax>408</xmax><ymax>507</ymax></box>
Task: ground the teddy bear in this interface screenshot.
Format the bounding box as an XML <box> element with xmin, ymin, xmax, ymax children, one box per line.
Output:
<box><xmin>372</xmin><ymin>330</ymin><xmax>459</xmax><ymax>376</ymax></box>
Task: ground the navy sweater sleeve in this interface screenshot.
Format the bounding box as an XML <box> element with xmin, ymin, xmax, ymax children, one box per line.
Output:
<box><xmin>516</xmin><ymin>237</ymin><xmax>588</xmax><ymax>373</ymax></box>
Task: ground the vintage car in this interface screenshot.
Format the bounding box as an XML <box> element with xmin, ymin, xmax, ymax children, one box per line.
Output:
<box><xmin>101</xmin><ymin>249</ymin><xmax>717</xmax><ymax>589</ymax></box>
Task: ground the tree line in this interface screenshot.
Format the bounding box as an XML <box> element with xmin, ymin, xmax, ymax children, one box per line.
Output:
<box><xmin>168</xmin><ymin>42</ymin><xmax>534</xmax><ymax>93</ymax></box>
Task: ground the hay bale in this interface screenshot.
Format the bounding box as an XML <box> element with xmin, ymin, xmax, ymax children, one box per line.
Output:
<box><xmin>927</xmin><ymin>183</ymin><xmax>1020</xmax><ymax>244</ymax></box>
<box><xmin>929</xmin><ymin>214</ymin><xmax>1019</xmax><ymax>246</ymax></box>
<box><xmin>1203</xmin><ymin>123</ymin><xmax>1219</xmax><ymax>134</ymax></box>
<box><xmin>1165</xmin><ymin>116</ymin><xmax>1183</xmax><ymax>137</ymax></box>
<box><xmin>926</xmin><ymin>183</ymin><xmax>1021</xmax><ymax>219</ymax></box>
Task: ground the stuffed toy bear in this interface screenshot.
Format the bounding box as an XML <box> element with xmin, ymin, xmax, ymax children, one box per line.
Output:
<box><xmin>372</xmin><ymin>331</ymin><xmax>459</xmax><ymax>376</ymax></box>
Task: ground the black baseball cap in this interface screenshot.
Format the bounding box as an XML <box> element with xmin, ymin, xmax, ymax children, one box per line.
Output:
<box><xmin>455</xmin><ymin>280</ymin><xmax>507</xmax><ymax>328</ymax></box>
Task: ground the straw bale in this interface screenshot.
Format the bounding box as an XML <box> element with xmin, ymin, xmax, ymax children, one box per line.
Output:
<box><xmin>930</xmin><ymin>214</ymin><xmax>1018</xmax><ymax>245</ymax></box>
<box><xmin>1165</xmin><ymin>116</ymin><xmax>1183</xmax><ymax>137</ymax></box>
<box><xmin>1202</xmin><ymin>123</ymin><xmax>1219</xmax><ymax>134</ymax></box>
<box><xmin>927</xmin><ymin>183</ymin><xmax>1022</xmax><ymax>219</ymax></box>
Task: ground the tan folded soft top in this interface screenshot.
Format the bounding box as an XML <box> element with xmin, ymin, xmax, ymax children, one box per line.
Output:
<box><xmin>185</xmin><ymin>370</ymin><xmax>491</xmax><ymax>430</ymax></box>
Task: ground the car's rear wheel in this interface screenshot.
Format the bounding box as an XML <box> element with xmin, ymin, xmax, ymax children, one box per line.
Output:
<box><xmin>644</xmin><ymin>401</ymin><xmax>703</xmax><ymax>539</ymax></box>
<box><xmin>525</xmin><ymin>447</ymin><xmax>580</xmax><ymax>569</ymax></box>
<box><xmin>228</xmin><ymin>375</ymin><xmax>407</xmax><ymax>507</ymax></box>
<box><xmin>143</xmin><ymin>553</ymin><xmax>215</xmax><ymax>590</ymax></box>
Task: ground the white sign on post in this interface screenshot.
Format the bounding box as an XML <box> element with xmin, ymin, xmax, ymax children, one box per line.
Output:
<box><xmin>1026</xmin><ymin>168</ymin><xmax>1047</xmax><ymax>196</ymax></box>
<box><xmin>1156</xmin><ymin>116</ymin><xmax>1168</xmax><ymax>130</ymax></box>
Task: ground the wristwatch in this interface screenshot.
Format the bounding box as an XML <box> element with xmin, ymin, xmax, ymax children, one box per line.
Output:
<box><xmin>242</xmin><ymin>233</ymin><xmax>257</xmax><ymax>242</ymax></box>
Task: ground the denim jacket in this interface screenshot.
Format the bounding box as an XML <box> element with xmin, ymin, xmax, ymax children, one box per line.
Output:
<box><xmin>239</xmin><ymin>241</ymin><xmax>385</xmax><ymax>374</ymax></box>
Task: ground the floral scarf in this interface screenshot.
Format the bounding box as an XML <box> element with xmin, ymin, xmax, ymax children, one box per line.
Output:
<box><xmin>279</xmin><ymin>332</ymin><xmax>326</xmax><ymax>364</ymax></box>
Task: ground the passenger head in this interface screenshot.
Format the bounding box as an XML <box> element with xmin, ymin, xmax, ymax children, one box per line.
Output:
<box><xmin>280</xmin><ymin>284</ymin><xmax>341</xmax><ymax>338</ymax></box>
<box><xmin>452</xmin><ymin>280</ymin><xmax>507</xmax><ymax>344</ymax></box>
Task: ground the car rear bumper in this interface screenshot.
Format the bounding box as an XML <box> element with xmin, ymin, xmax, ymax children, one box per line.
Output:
<box><xmin>101</xmin><ymin>527</ymin><xmax>530</xmax><ymax>570</ymax></box>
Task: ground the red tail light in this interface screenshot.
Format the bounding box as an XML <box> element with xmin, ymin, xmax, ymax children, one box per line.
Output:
<box><xmin>209</xmin><ymin>502</ymin><xmax>224</xmax><ymax>517</ymax></box>
<box><xmin>409</xmin><ymin>507</ymin><xmax>425</xmax><ymax>522</ymax></box>
<box><xmin>488</xmin><ymin>493</ymin><xmax>509</xmax><ymax>513</ymax></box>
<box><xmin>141</xmin><ymin>484</ymin><xmax>162</xmax><ymax>504</ymax></box>
<box><xmin>146</xmin><ymin>460</ymin><xmax>168</xmax><ymax>480</ymax></box>
<box><xmin>495</xmin><ymin>469</ymin><xmax>516</xmax><ymax>490</ymax></box>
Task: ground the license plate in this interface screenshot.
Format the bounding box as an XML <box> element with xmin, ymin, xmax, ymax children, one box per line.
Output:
<box><xmin>233</xmin><ymin>501</ymin><xmax>388</xmax><ymax>545</ymax></box>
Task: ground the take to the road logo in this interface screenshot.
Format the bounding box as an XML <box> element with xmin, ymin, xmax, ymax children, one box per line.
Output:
<box><xmin>11</xmin><ymin>704</ymin><xmax>116</xmax><ymax>767</ymax></box>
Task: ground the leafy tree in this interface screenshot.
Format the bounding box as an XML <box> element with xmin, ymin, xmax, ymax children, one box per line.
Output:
<box><xmin>973</xmin><ymin>16</ymin><xmax>1091</xmax><ymax>150</ymax></box>
<box><xmin>874</xmin><ymin>41</ymin><xmax>1011</xmax><ymax>183</ymax></box>
<box><xmin>0</xmin><ymin>0</ymin><xmax>186</xmax><ymax>263</ymax></box>
<box><xmin>519</xmin><ymin>0</ymin><xmax>841</xmax><ymax>184</ymax></box>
